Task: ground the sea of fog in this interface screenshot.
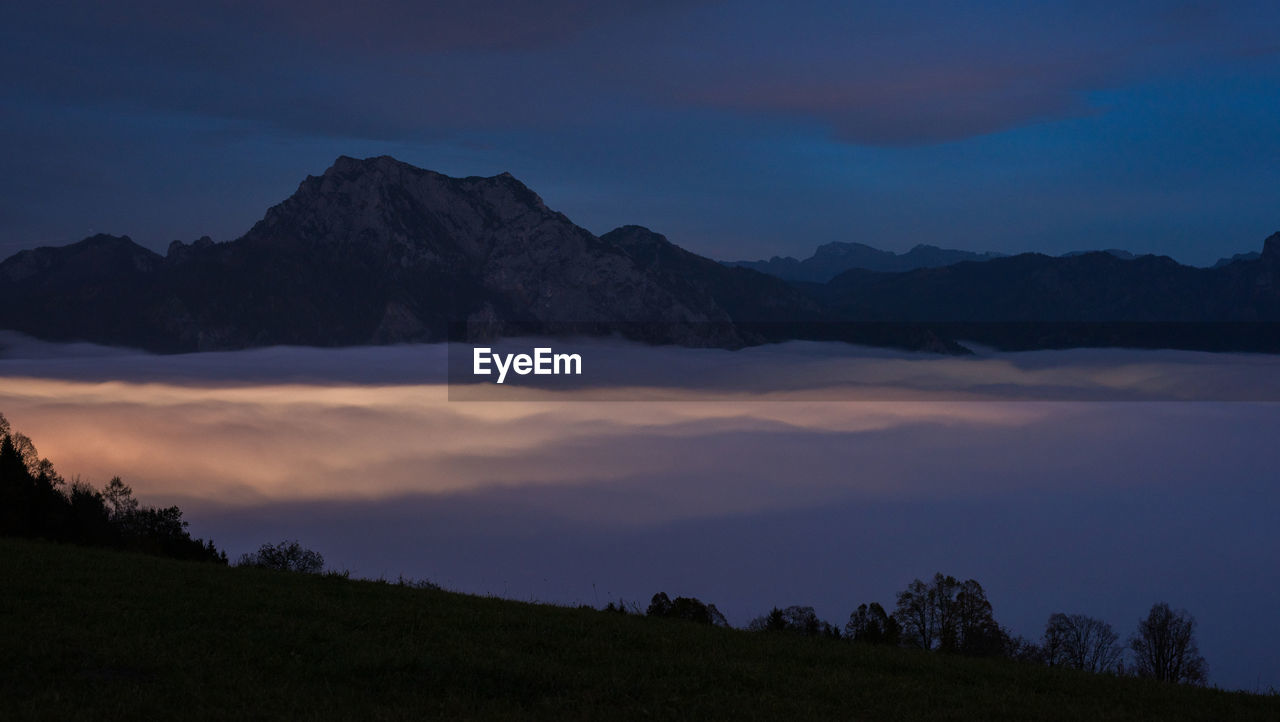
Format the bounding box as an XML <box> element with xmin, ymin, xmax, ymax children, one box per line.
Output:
<box><xmin>1</xmin><ymin>331</ymin><xmax>1277</xmax><ymax>691</ymax></box>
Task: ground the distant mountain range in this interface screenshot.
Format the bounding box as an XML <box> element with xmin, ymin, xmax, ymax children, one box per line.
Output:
<box><xmin>1213</xmin><ymin>251</ymin><xmax>1262</xmax><ymax>268</ymax></box>
<box><xmin>2</xmin><ymin>155</ymin><xmax>1278</xmax><ymax>354</ymax></box>
<box><xmin>729</xmin><ymin>243</ymin><xmax>1250</xmax><ymax>283</ymax></box>
<box><xmin>725</xmin><ymin>244</ymin><xmax>1008</xmax><ymax>282</ymax></box>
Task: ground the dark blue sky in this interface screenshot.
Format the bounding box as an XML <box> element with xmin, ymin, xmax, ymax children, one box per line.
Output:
<box><xmin>3</xmin><ymin>1</ymin><xmax>1278</xmax><ymax>265</ymax></box>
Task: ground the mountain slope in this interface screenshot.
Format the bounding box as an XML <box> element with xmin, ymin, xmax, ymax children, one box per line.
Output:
<box><xmin>602</xmin><ymin>225</ymin><xmax>824</xmax><ymax>326</ymax></box>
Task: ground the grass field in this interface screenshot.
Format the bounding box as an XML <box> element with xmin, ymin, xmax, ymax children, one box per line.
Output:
<box><xmin>2</xmin><ymin>539</ymin><xmax>1276</xmax><ymax>720</ymax></box>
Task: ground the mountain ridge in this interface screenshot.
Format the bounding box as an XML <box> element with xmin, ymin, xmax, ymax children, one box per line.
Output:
<box><xmin>2</xmin><ymin>156</ymin><xmax>1279</xmax><ymax>354</ymax></box>
<box><xmin>0</xmin><ymin>156</ymin><xmax>787</xmax><ymax>351</ymax></box>
<box><xmin>725</xmin><ymin>242</ymin><xmax>1007</xmax><ymax>282</ymax></box>
<box><xmin>728</xmin><ymin>241</ymin><xmax>1265</xmax><ymax>283</ymax></box>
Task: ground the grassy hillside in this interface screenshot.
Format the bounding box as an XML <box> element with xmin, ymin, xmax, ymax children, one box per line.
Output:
<box><xmin>2</xmin><ymin>539</ymin><xmax>1276</xmax><ymax>721</ymax></box>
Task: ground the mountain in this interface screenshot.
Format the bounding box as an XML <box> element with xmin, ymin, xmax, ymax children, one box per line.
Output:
<box><xmin>0</xmin><ymin>234</ymin><xmax>173</xmax><ymax>349</ymax></box>
<box><xmin>1060</xmin><ymin>249</ymin><xmax>1137</xmax><ymax>260</ymax></box>
<box><xmin>1213</xmin><ymin>251</ymin><xmax>1261</xmax><ymax>268</ymax></box>
<box><xmin>815</xmin><ymin>242</ymin><xmax>1280</xmax><ymax>350</ymax></box>
<box><xmin>601</xmin><ymin>225</ymin><xmax>822</xmax><ymax>326</ymax></box>
<box><xmin>725</xmin><ymin>242</ymin><xmax>1006</xmax><ymax>282</ymax></box>
<box><xmin>0</xmin><ymin>156</ymin><xmax>803</xmax><ymax>351</ymax></box>
<box><xmin>821</xmin><ymin>244</ymin><xmax>1280</xmax><ymax>321</ymax></box>
<box><xmin>2</xmin><ymin>155</ymin><xmax>1279</xmax><ymax>354</ymax></box>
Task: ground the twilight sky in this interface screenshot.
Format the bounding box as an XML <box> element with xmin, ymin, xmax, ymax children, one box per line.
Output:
<box><xmin>3</xmin><ymin>1</ymin><xmax>1279</xmax><ymax>264</ymax></box>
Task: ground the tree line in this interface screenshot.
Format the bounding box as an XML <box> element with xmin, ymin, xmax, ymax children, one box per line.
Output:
<box><xmin>627</xmin><ymin>572</ymin><xmax>1208</xmax><ymax>686</ymax></box>
<box><xmin>0</xmin><ymin>412</ymin><xmax>225</xmax><ymax>563</ymax></box>
<box><xmin>0</xmin><ymin>412</ymin><xmax>415</xmax><ymax>578</ymax></box>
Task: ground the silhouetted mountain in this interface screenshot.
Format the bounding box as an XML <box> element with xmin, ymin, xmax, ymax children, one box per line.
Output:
<box><xmin>1</xmin><ymin>157</ymin><xmax>1278</xmax><ymax>354</ymax></box>
<box><xmin>0</xmin><ymin>234</ymin><xmax>173</xmax><ymax>348</ymax></box>
<box><xmin>726</xmin><ymin>242</ymin><xmax>1006</xmax><ymax>282</ymax></box>
<box><xmin>815</xmin><ymin>241</ymin><xmax>1280</xmax><ymax>350</ymax></box>
<box><xmin>0</xmin><ymin>157</ymin><xmax>798</xmax><ymax>351</ymax></box>
<box><xmin>602</xmin><ymin>225</ymin><xmax>822</xmax><ymax>328</ymax></box>
<box><xmin>1</xmin><ymin>233</ymin><xmax>162</xmax><ymax>284</ymax></box>
<box><xmin>1060</xmin><ymin>249</ymin><xmax>1137</xmax><ymax>260</ymax></box>
<box><xmin>822</xmin><ymin>245</ymin><xmax>1280</xmax><ymax>321</ymax></box>
<box><xmin>1213</xmin><ymin>251</ymin><xmax>1261</xmax><ymax>268</ymax></box>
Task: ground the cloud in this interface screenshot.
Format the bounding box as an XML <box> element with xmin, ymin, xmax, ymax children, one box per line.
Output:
<box><xmin>1</xmin><ymin>1</ymin><xmax>707</xmax><ymax>141</ymax></box>
<box><xmin>6</xmin><ymin>1</ymin><xmax>1277</xmax><ymax>146</ymax></box>
<box><xmin>655</xmin><ymin>1</ymin><xmax>1280</xmax><ymax>144</ymax></box>
<box><xmin>3</xmin><ymin>334</ymin><xmax>1279</xmax><ymax>514</ymax></box>
<box><xmin>2</xmin><ymin>338</ymin><xmax>1279</xmax><ymax>689</ymax></box>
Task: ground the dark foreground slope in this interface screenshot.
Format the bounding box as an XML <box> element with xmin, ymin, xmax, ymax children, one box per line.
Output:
<box><xmin>3</xmin><ymin>540</ymin><xmax>1276</xmax><ymax>721</ymax></box>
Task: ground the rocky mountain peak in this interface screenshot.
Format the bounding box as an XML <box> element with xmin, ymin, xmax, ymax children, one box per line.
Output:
<box><xmin>166</xmin><ymin>235</ymin><xmax>216</xmax><ymax>263</ymax></box>
<box><xmin>602</xmin><ymin>225</ymin><xmax>669</xmax><ymax>250</ymax></box>
<box><xmin>63</xmin><ymin>234</ymin><xmax>151</xmax><ymax>256</ymax></box>
<box><xmin>0</xmin><ymin>233</ymin><xmax>159</xmax><ymax>284</ymax></box>
<box><xmin>242</xmin><ymin>156</ymin><xmax>559</xmax><ymax>263</ymax></box>
<box><xmin>812</xmin><ymin>241</ymin><xmax>886</xmax><ymax>259</ymax></box>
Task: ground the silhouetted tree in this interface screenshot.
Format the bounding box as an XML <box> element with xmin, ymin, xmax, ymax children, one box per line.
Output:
<box><xmin>748</xmin><ymin>605</ymin><xmax>839</xmax><ymax>637</ymax></box>
<box><xmin>748</xmin><ymin>607</ymin><xmax>787</xmax><ymax>632</ymax></box>
<box><xmin>0</xmin><ymin>412</ymin><xmax>225</xmax><ymax>563</ymax></box>
<box><xmin>951</xmin><ymin>578</ymin><xmax>1005</xmax><ymax>656</ymax></box>
<box><xmin>894</xmin><ymin>577</ymin><xmax>938</xmax><ymax>650</ymax></box>
<box><xmin>894</xmin><ymin>573</ymin><xmax>1005</xmax><ymax>656</ymax></box>
<box><xmin>1003</xmin><ymin>633</ymin><xmax>1045</xmax><ymax>664</ymax></box>
<box><xmin>127</xmin><ymin>505</ymin><xmax>187</xmax><ymax>543</ymax></box>
<box><xmin>845</xmin><ymin>602</ymin><xmax>901</xmax><ymax>645</ymax></box>
<box><xmin>238</xmin><ymin>540</ymin><xmax>325</xmax><ymax>574</ymax></box>
<box><xmin>646</xmin><ymin>591</ymin><xmax>676</xmax><ymax>617</ymax></box>
<box><xmin>1043</xmin><ymin>613</ymin><xmax>1123</xmax><ymax>673</ymax></box>
<box><xmin>1130</xmin><ymin>603</ymin><xmax>1207</xmax><ymax>685</ymax></box>
<box><xmin>604</xmin><ymin>599</ymin><xmax>641</xmax><ymax>615</ymax></box>
<box><xmin>0</xmin><ymin>431</ymin><xmax>65</xmax><ymax>537</ymax></box>
<box><xmin>646</xmin><ymin>592</ymin><xmax>730</xmax><ymax>627</ymax></box>
<box><xmin>35</xmin><ymin>457</ymin><xmax>63</xmax><ymax>489</ymax></box>
<box><xmin>11</xmin><ymin>431</ymin><xmax>40</xmax><ymax>476</ymax></box>
<box><xmin>67</xmin><ymin>480</ymin><xmax>112</xmax><ymax>545</ymax></box>
<box><xmin>102</xmin><ymin>476</ymin><xmax>139</xmax><ymax>520</ymax></box>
